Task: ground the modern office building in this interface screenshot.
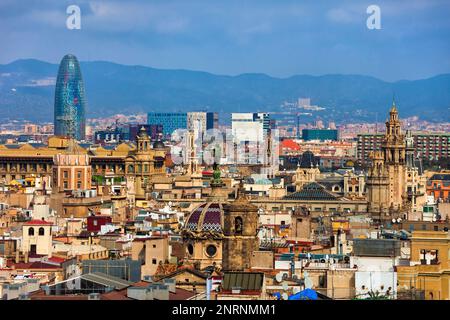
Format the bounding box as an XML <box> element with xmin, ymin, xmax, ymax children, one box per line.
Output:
<box><xmin>54</xmin><ymin>54</ymin><xmax>87</xmax><ymax>140</ymax></box>
<box><xmin>126</xmin><ymin>124</ymin><xmax>163</xmax><ymax>141</ymax></box>
<box><xmin>231</xmin><ymin>113</ymin><xmax>271</xmax><ymax>143</ymax></box>
<box><xmin>187</xmin><ymin>112</ymin><xmax>218</xmax><ymax>133</ymax></box>
<box><xmin>147</xmin><ymin>112</ymin><xmax>187</xmax><ymax>136</ymax></box>
<box><xmin>94</xmin><ymin>128</ymin><xmax>123</xmax><ymax>144</ymax></box>
<box><xmin>94</xmin><ymin>124</ymin><xmax>163</xmax><ymax>145</ymax></box>
<box><xmin>302</xmin><ymin>129</ymin><xmax>339</xmax><ymax>141</ymax></box>
<box><xmin>357</xmin><ymin>132</ymin><xmax>450</xmax><ymax>164</ymax></box>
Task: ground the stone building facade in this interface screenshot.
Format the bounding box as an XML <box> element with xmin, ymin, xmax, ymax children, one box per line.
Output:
<box><xmin>366</xmin><ymin>103</ymin><xmax>425</xmax><ymax>222</ymax></box>
<box><xmin>222</xmin><ymin>183</ymin><xmax>259</xmax><ymax>271</ymax></box>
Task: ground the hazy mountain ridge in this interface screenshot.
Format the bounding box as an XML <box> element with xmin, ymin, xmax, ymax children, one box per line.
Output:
<box><xmin>0</xmin><ymin>59</ymin><xmax>449</xmax><ymax>123</ymax></box>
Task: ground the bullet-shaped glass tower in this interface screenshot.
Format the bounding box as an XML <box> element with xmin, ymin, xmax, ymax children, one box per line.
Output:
<box><xmin>54</xmin><ymin>54</ymin><xmax>86</xmax><ymax>140</ymax></box>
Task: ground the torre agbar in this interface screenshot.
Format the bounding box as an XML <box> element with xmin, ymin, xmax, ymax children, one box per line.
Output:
<box><xmin>54</xmin><ymin>54</ymin><xmax>87</xmax><ymax>140</ymax></box>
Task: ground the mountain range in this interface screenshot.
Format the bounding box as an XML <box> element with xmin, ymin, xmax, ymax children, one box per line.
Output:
<box><xmin>0</xmin><ymin>59</ymin><xmax>449</xmax><ymax>123</ymax></box>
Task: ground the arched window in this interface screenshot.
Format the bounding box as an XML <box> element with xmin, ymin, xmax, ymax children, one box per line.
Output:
<box><xmin>38</xmin><ymin>227</ymin><xmax>45</xmax><ymax>236</ymax></box>
<box><xmin>28</xmin><ymin>227</ymin><xmax>34</xmax><ymax>236</ymax></box>
<box><xmin>235</xmin><ymin>217</ymin><xmax>243</xmax><ymax>235</ymax></box>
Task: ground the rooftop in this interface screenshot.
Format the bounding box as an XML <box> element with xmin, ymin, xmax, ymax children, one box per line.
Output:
<box><xmin>283</xmin><ymin>182</ymin><xmax>340</xmax><ymax>201</ymax></box>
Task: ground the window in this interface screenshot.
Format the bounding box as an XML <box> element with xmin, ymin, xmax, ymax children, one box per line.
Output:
<box><xmin>77</xmin><ymin>171</ymin><xmax>82</xmax><ymax>179</ymax></box>
<box><xmin>318</xmin><ymin>275</ymin><xmax>326</xmax><ymax>288</ymax></box>
<box><xmin>153</xmin><ymin>244</ymin><xmax>156</xmax><ymax>248</ymax></box>
<box><xmin>63</xmin><ymin>171</ymin><xmax>68</xmax><ymax>178</ymax></box>
<box><xmin>234</xmin><ymin>217</ymin><xmax>243</xmax><ymax>235</ymax></box>
<box><xmin>28</xmin><ymin>227</ymin><xmax>35</xmax><ymax>236</ymax></box>
<box><xmin>38</xmin><ymin>227</ymin><xmax>45</xmax><ymax>236</ymax></box>
<box><xmin>152</xmin><ymin>259</ymin><xmax>157</xmax><ymax>265</ymax></box>
<box><xmin>420</xmin><ymin>249</ymin><xmax>438</xmax><ymax>265</ymax></box>
<box><xmin>206</xmin><ymin>244</ymin><xmax>217</xmax><ymax>257</ymax></box>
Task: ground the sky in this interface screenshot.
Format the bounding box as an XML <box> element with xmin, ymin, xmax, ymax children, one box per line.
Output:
<box><xmin>0</xmin><ymin>0</ymin><xmax>449</xmax><ymax>81</ymax></box>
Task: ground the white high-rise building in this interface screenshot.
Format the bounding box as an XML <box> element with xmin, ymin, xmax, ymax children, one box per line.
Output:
<box><xmin>231</xmin><ymin>113</ymin><xmax>270</xmax><ymax>143</ymax></box>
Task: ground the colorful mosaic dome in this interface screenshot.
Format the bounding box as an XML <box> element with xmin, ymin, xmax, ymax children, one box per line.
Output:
<box><xmin>185</xmin><ymin>202</ymin><xmax>224</xmax><ymax>234</ymax></box>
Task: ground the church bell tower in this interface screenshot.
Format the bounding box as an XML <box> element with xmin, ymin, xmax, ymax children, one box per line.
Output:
<box><xmin>222</xmin><ymin>181</ymin><xmax>259</xmax><ymax>271</ymax></box>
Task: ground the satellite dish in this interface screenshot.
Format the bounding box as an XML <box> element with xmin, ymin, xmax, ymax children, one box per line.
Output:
<box><xmin>282</xmin><ymin>273</ymin><xmax>288</xmax><ymax>280</ymax></box>
<box><xmin>282</xmin><ymin>293</ymin><xmax>289</xmax><ymax>300</ymax></box>
<box><xmin>282</xmin><ymin>282</ymin><xmax>289</xmax><ymax>291</ymax></box>
<box><xmin>292</xmin><ymin>274</ymin><xmax>298</xmax><ymax>280</ymax></box>
<box><xmin>275</xmin><ymin>272</ymin><xmax>283</xmax><ymax>283</ymax></box>
<box><xmin>397</xmin><ymin>218</ymin><xmax>402</xmax><ymax>223</ymax></box>
<box><xmin>392</xmin><ymin>218</ymin><xmax>396</xmax><ymax>223</ymax></box>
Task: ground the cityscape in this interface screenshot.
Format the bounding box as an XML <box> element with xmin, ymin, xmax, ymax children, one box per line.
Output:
<box><xmin>1</xmin><ymin>0</ymin><xmax>450</xmax><ymax>308</ymax></box>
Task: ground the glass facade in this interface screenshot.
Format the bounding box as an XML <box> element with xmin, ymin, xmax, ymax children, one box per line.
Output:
<box><xmin>54</xmin><ymin>54</ymin><xmax>87</xmax><ymax>140</ymax></box>
<box><xmin>302</xmin><ymin>129</ymin><xmax>338</xmax><ymax>141</ymax></box>
<box><xmin>147</xmin><ymin>112</ymin><xmax>187</xmax><ymax>136</ymax></box>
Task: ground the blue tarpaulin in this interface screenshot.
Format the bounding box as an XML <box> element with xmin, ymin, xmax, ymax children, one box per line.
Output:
<box><xmin>288</xmin><ymin>289</ymin><xmax>318</xmax><ymax>300</ymax></box>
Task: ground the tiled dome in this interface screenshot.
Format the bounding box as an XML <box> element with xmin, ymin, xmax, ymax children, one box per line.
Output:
<box><xmin>185</xmin><ymin>202</ymin><xmax>224</xmax><ymax>234</ymax></box>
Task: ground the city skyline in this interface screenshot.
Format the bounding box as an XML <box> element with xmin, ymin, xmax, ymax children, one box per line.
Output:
<box><xmin>2</xmin><ymin>0</ymin><xmax>450</xmax><ymax>305</ymax></box>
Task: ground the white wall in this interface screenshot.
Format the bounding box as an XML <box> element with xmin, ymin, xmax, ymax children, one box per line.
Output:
<box><xmin>355</xmin><ymin>271</ymin><xmax>397</xmax><ymax>299</ymax></box>
<box><xmin>352</xmin><ymin>256</ymin><xmax>398</xmax><ymax>299</ymax></box>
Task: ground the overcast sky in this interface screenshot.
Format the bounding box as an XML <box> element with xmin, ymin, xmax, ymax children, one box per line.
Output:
<box><xmin>1</xmin><ymin>0</ymin><xmax>449</xmax><ymax>81</ymax></box>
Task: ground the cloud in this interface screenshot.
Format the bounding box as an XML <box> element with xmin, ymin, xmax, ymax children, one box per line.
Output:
<box><xmin>86</xmin><ymin>1</ymin><xmax>190</xmax><ymax>34</ymax></box>
<box><xmin>327</xmin><ymin>8</ymin><xmax>358</xmax><ymax>23</ymax></box>
<box><xmin>0</xmin><ymin>0</ymin><xmax>449</xmax><ymax>81</ymax></box>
